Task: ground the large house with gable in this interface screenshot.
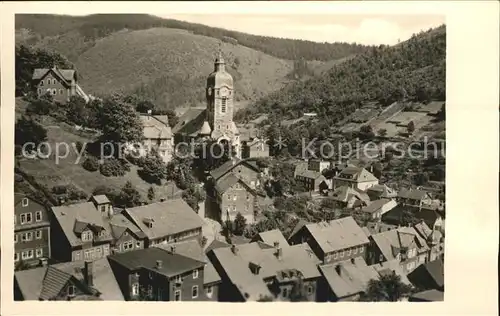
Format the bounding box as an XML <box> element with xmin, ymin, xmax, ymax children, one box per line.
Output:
<box><xmin>206</xmin><ymin>157</ymin><xmax>264</xmax><ymax>224</ymax></box>
<box><xmin>32</xmin><ymin>66</ymin><xmax>90</xmax><ymax>104</ymax></box>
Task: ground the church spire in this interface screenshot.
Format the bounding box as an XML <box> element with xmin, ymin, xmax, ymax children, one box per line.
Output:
<box><xmin>214</xmin><ymin>43</ymin><xmax>225</xmax><ymax>71</ymax></box>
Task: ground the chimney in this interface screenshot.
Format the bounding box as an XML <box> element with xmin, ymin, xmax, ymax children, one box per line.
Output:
<box><xmin>39</xmin><ymin>258</ymin><xmax>48</xmax><ymax>267</ymax></box>
<box><xmin>84</xmin><ymin>261</ymin><xmax>94</xmax><ymax>287</ymax></box>
<box><xmin>107</xmin><ymin>206</ymin><xmax>114</xmax><ymax>219</ymax></box>
<box><xmin>275</xmin><ymin>247</ymin><xmax>283</xmax><ymax>260</ymax></box>
<box><xmin>350</xmin><ymin>258</ymin><xmax>355</xmax><ymax>264</ymax></box>
<box><xmin>231</xmin><ymin>244</ymin><xmax>238</xmax><ymax>255</ymax></box>
<box><xmin>170</xmin><ymin>245</ymin><xmax>176</xmax><ymax>254</ymax></box>
<box><xmin>147</xmin><ymin>109</ymin><xmax>152</xmax><ymax>119</ymax></box>
<box><xmin>273</xmin><ymin>241</ymin><xmax>279</xmax><ymax>249</ymax></box>
<box><xmin>156</xmin><ymin>260</ymin><xmax>163</xmax><ymax>270</ymax></box>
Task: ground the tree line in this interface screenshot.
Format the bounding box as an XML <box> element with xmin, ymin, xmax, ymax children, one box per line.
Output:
<box><xmin>16</xmin><ymin>14</ymin><xmax>371</xmax><ymax>62</ymax></box>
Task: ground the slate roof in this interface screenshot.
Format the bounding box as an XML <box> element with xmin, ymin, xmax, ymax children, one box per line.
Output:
<box><xmin>205</xmin><ymin>239</ymin><xmax>231</xmax><ymax>254</ymax></box>
<box><xmin>108</xmin><ymin>213</ymin><xmax>146</xmax><ymax>240</ymax></box>
<box><xmin>91</xmin><ymin>195</ymin><xmax>110</xmax><ymax>205</ymax></box>
<box><xmin>398</xmin><ymin>188</ymin><xmax>431</xmax><ymax>200</ymax></box>
<box><xmin>15</xmin><ymin>258</ymin><xmax>123</xmax><ymax>301</ymax></box>
<box><xmin>407</xmin><ymin>259</ymin><xmax>444</xmax><ymax>290</ymax></box>
<box><xmin>109</xmin><ymin>247</ymin><xmax>205</xmax><ymax>277</ymax></box>
<box><xmin>172</xmin><ymin>108</ymin><xmax>206</xmax><ymax>136</ymax></box>
<box><xmin>51</xmin><ymin>202</ymin><xmax>113</xmax><ymax>247</ymax></box>
<box><xmin>295</xmin><ymin>217</ymin><xmax>370</xmax><ymax>254</ymax></box>
<box><xmin>154</xmin><ymin>239</ymin><xmax>222</xmax><ymax>285</ymax></box>
<box><xmin>360</xmin><ymin>198</ymin><xmax>397</xmax><ymax>214</ymax></box>
<box><xmin>330</xmin><ymin>186</ymin><xmax>371</xmax><ymax>204</ymax></box>
<box><xmin>214</xmin><ymin>173</ymin><xmax>241</xmax><ymax>194</ymax></box>
<box><xmin>413</xmin><ymin>221</ymin><xmax>444</xmax><ymax>244</ymax></box>
<box><xmin>32</xmin><ymin>67</ymin><xmax>76</xmax><ymax>85</ymax></box>
<box><xmin>140</xmin><ymin>115</ymin><xmax>172</xmax><ymax>139</ymax></box>
<box><xmin>209</xmin><ymin>246</ymin><xmax>272</xmax><ymax>301</ymax></box>
<box><xmin>319</xmin><ymin>257</ymin><xmax>380</xmax><ymax>299</ymax></box>
<box><xmin>294</xmin><ymin>162</ymin><xmax>325</xmax><ymax>180</ymax></box>
<box><xmin>367</xmin><ymin>184</ymin><xmax>397</xmax><ymax>198</ymax></box>
<box><xmin>123</xmin><ymin>199</ymin><xmax>204</xmax><ymax>240</ymax></box>
<box><xmin>371</xmin><ymin>259</ymin><xmax>411</xmax><ymax>285</ymax></box>
<box><xmin>362</xmin><ymin>221</ymin><xmax>398</xmax><ymax>237</ymax></box>
<box><xmin>257</xmin><ymin>229</ymin><xmax>289</xmax><ymax>248</ymax></box>
<box><xmin>370</xmin><ymin>227</ymin><xmax>429</xmax><ymax>262</ymax></box>
<box><xmin>409</xmin><ymin>289</ymin><xmax>444</xmax><ymax>302</ymax></box>
<box><xmin>334</xmin><ymin>167</ymin><xmax>378</xmax><ymax>183</ymax></box>
<box><xmin>209</xmin><ymin>157</ymin><xmax>260</xmax><ymax>181</ymax></box>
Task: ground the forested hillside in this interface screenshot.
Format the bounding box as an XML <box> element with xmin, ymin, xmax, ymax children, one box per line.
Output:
<box><xmin>235</xmin><ymin>25</ymin><xmax>446</xmax><ymax>124</ymax></box>
<box><xmin>16</xmin><ymin>14</ymin><xmax>371</xmax><ymax>62</ymax></box>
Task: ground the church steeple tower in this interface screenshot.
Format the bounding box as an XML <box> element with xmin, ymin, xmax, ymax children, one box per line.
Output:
<box><xmin>205</xmin><ymin>47</ymin><xmax>240</xmax><ymax>157</ymax></box>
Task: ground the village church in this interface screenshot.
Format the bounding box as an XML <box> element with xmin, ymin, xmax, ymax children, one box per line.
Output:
<box><xmin>172</xmin><ymin>50</ymin><xmax>241</xmax><ymax>158</ymax></box>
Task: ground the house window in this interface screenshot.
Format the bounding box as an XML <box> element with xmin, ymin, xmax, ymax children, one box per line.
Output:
<box><xmin>206</xmin><ymin>286</ymin><xmax>213</xmax><ymax>295</ymax></box>
<box><xmin>35</xmin><ymin>211</ymin><xmax>42</xmax><ymax>222</ymax></box>
<box><xmin>221</xmin><ymin>98</ymin><xmax>227</xmax><ymax>113</ymax></box>
<box><xmin>74</xmin><ymin>251</ymin><xmax>81</xmax><ymax>261</ymax></box>
<box><xmin>233</xmin><ymin>195</ymin><xmax>237</xmax><ymax>201</ymax></box>
<box><xmin>193</xmin><ymin>269</ymin><xmax>199</xmax><ymax>279</ymax></box>
<box><xmin>14</xmin><ymin>253</ymin><xmax>19</xmax><ymax>262</ymax></box>
<box><xmin>22</xmin><ymin>198</ymin><xmax>29</xmax><ymax>206</ymax></box>
<box><xmin>14</xmin><ymin>234</ymin><xmax>18</xmax><ymax>243</ymax></box>
<box><xmin>353</xmin><ymin>248</ymin><xmax>358</xmax><ymax>254</ymax></box>
<box><xmin>36</xmin><ymin>248</ymin><xmax>43</xmax><ymax>258</ymax></box>
<box><xmin>36</xmin><ymin>230</ymin><xmax>42</xmax><ymax>239</ymax></box>
<box><xmin>40</xmin><ymin>80</ymin><xmax>44</xmax><ymax>86</ymax></box>
<box><xmin>307</xmin><ymin>285</ymin><xmax>314</xmax><ymax>294</ymax></box>
<box><xmin>22</xmin><ymin>250</ymin><xmax>34</xmax><ymax>260</ymax></box>
<box><xmin>347</xmin><ymin>249</ymin><xmax>352</xmax><ymax>256</ymax></box>
<box><xmin>96</xmin><ymin>247</ymin><xmax>102</xmax><ymax>258</ymax></box>
<box><xmin>192</xmin><ymin>285</ymin><xmax>198</xmax><ymax>298</ymax></box>
<box><xmin>359</xmin><ymin>246</ymin><xmax>364</xmax><ymax>253</ymax></box>
<box><xmin>84</xmin><ymin>250</ymin><xmax>91</xmax><ymax>260</ymax></box>
<box><xmin>174</xmin><ymin>275</ymin><xmax>182</xmax><ymax>283</ymax></box>
<box><xmin>131</xmin><ymin>283</ymin><xmax>139</xmax><ymax>296</ymax></box>
<box><xmin>103</xmin><ymin>244</ymin><xmax>110</xmax><ymax>256</ymax></box>
<box><xmin>67</xmin><ymin>285</ymin><xmax>75</xmax><ymax>297</ymax></box>
<box><xmin>52</xmin><ymin>89</ymin><xmax>57</xmax><ymax>95</ymax></box>
<box><xmin>26</xmin><ymin>232</ymin><xmax>33</xmax><ymax>241</ymax></box>
<box><xmin>82</xmin><ymin>231</ymin><xmax>93</xmax><ymax>242</ymax></box>
<box><xmin>136</xmin><ymin>241</ymin><xmax>141</xmax><ymax>248</ymax></box>
<box><xmin>333</xmin><ymin>252</ymin><xmax>338</xmax><ymax>259</ymax></box>
<box><xmin>379</xmin><ymin>254</ymin><xmax>384</xmax><ymax>262</ymax></box>
<box><xmin>282</xmin><ymin>288</ymin><xmax>288</xmax><ymax>297</ymax></box>
<box><xmin>20</xmin><ymin>213</ymin><xmax>32</xmax><ymax>224</ymax></box>
<box><xmin>59</xmin><ymin>89</ymin><xmax>63</xmax><ymax>95</ymax></box>
<box><xmin>227</xmin><ymin>194</ymin><xmax>231</xmax><ymax>200</ymax></box>
<box><xmin>174</xmin><ymin>290</ymin><xmax>181</xmax><ymax>301</ymax></box>
<box><xmin>340</xmin><ymin>251</ymin><xmax>344</xmax><ymax>258</ymax></box>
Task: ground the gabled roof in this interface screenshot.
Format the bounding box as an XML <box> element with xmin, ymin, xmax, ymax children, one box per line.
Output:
<box><xmin>398</xmin><ymin>188</ymin><xmax>431</xmax><ymax>200</ymax></box>
<box><xmin>172</xmin><ymin>108</ymin><xmax>206</xmax><ymax>136</ymax></box>
<box><xmin>91</xmin><ymin>195</ymin><xmax>111</xmax><ymax>205</ymax></box>
<box><xmin>15</xmin><ymin>258</ymin><xmax>123</xmax><ymax>301</ymax></box>
<box><xmin>371</xmin><ymin>259</ymin><xmax>412</xmax><ymax>285</ymax></box>
<box><xmin>123</xmin><ymin>199</ymin><xmax>204</xmax><ymax>240</ymax></box>
<box><xmin>329</xmin><ymin>186</ymin><xmax>370</xmax><ymax>204</ymax></box>
<box><xmin>294</xmin><ymin>162</ymin><xmax>325</xmax><ymax>180</ymax></box>
<box><xmin>407</xmin><ymin>259</ymin><xmax>444</xmax><ymax>291</ymax></box>
<box><xmin>205</xmin><ymin>239</ymin><xmax>231</xmax><ymax>254</ymax></box>
<box><xmin>32</xmin><ymin>67</ymin><xmax>76</xmax><ymax>85</ymax></box>
<box><xmin>209</xmin><ymin>157</ymin><xmax>260</xmax><ymax>181</ymax></box>
<box><xmin>319</xmin><ymin>257</ymin><xmax>380</xmax><ymax>299</ymax></box>
<box><xmin>109</xmin><ymin>247</ymin><xmax>205</xmax><ymax>277</ymax></box>
<box><xmin>367</xmin><ymin>184</ymin><xmax>397</xmax><ymax>198</ymax></box>
<box><xmin>257</xmin><ymin>229</ymin><xmax>289</xmax><ymax>248</ymax></box>
<box><xmin>334</xmin><ymin>167</ymin><xmax>378</xmax><ymax>183</ymax></box>
<box><xmin>51</xmin><ymin>202</ymin><xmax>113</xmax><ymax>247</ymax></box>
<box><xmin>370</xmin><ymin>227</ymin><xmax>429</xmax><ymax>262</ymax></box>
<box><xmin>214</xmin><ymin>173</ymin><xmax>240</xmax><ymax>194</ymax></box>
<box><xmin>360</xmin><ymin>198</ymin><xmax>396</xmax><ymax>214</ymax></box>
<box><xmin>140</xmin><ymin>115</ymin><xmax>172</xmax><ymax>139</ymax></box>
<box><xmin>295</xmin><ymin>217</ymin><xmax>370</xmax><ymax>254</ymax></box>
<box><xmin>409</xmin><ymin>289</ymin><xmax>444</xmax><ymax>302</ymax></box>
<box><xmin>108</xmin><ymin>213</ymin><xmax>146</xmax><ymax>240</ymax></box>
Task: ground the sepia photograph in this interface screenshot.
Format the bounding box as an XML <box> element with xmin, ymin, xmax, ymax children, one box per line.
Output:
<box><xmin>0</xmin><ymin>1</ymin><xmax>498</xmax><ymax>315</ymax></box>
<box><xmin>11</xmin><ymin>12</ymin><xmax>447</xmax><ymax>303</ymax></box>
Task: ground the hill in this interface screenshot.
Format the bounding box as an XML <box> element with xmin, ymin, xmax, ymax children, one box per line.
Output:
<box><xmin>15</xmin><ymin>14</ymin><xmax>371</xmax><ymax>61</ymax></box>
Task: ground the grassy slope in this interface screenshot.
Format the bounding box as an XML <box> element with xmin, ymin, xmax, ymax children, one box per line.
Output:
<box><xmin>75</xmin><ymin>28</ymin><xmax>293</xmax><ymax>109</ymax></box>
<box><xmin>15</xmin><ymin>99</ymin><xmax>181</xmax><ymax>200</ymax></box>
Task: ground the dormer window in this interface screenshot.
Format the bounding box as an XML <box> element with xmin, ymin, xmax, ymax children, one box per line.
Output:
<box><xmin>22</xmin><ymin>198</ymin><xmax>28</xmax><ymax>207</ymax></box>
<box><xmin>81</xmin><ymin>230</ymin><xmax>93</xmax><ymax>242</ymax></box>
<box><xmin>67</xmin><ymin>285</ymin><xmax>75</xmax><ymax>297</ymax></box>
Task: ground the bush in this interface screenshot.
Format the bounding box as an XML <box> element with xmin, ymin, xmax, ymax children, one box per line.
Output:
<box><xmin>100</xmin><ymin>158</ymin><xmax>130</xmax><ymax>177</ymax></box>
<box><xmin>67</xmin><ymin>185</ymin><xmax>88</xmax><ymax>201</ymax></box>
<box><xmin>52</xmin><ymin>185</ymin><xmax>68</xmax><ymax>195</ymax></box>
<box><xmin>82</xmin><ymin>156</ymin><xmax>100</xmax><ymax>172</ymax></box>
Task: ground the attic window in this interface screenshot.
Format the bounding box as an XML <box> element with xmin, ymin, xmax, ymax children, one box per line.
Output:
<box><xmin>67</xmin><ymin>285</ymin><xmax>75</xmax><ymax>297</ymax></box>
<box><xmin>40</xmin><ymin>80</ymin><xmax>44</xmax><ymax>86</ymax></box>
<box><xmin>22</xmin><ymin>198</ymin><xmax>28</xmax><ymax>207</ymax></box>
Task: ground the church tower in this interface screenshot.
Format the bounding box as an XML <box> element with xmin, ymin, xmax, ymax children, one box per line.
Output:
<box><xmin>205</xmin><ymin>49</ymin><xmax>240</xmax><ymax>157</ymax></box>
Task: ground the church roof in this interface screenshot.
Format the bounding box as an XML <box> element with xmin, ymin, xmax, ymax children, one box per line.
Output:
<box><xmin>172</xmin><ymin>108</ymin><xmax>206</xmax><ymax>136</ymax></box>
<box><xmin>200</xmin><ymin>121</ymin><xmax>212</xmax><ymax>135</ymax></box>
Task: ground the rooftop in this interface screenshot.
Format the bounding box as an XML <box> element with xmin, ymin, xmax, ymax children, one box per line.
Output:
<box><xmin>123</xmin><ymin>199</ymin><xmax>204</xmax><ymax>240</ymax></box>
<box><xmin>109</xmin><ymin>247</ymin><xmax>205</xmax><ymax>277</ymax></box>
<box><xmin>257</xmin><ymin>229</ymin><xmax>289</xmax><ymax>248</ymax></box>
<box><xmin>140</xmin><ymin>115</ymin><xmax>172</xmax><ymax>139</ymax></box>
<box><xmin>370</xmin><ymin>227</ymin><xmax>430</xmax><ymax>262</ymax></box>
<box><xmin>409</xmin><ymin>289</ymin><xmax>444</xmax><ymax>302</ymax></box>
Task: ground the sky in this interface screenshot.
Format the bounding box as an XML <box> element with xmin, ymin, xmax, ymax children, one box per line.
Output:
<box><xmin>158</xmin><ymin>14</ymin><xmax>445</xmax><ymax>45</ymax></box>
